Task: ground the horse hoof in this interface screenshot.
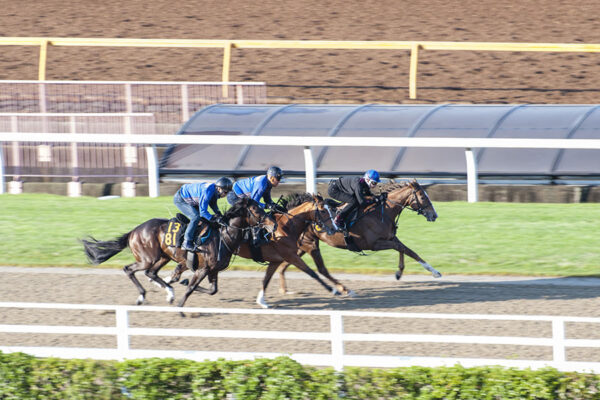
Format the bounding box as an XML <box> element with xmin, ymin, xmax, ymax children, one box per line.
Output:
<box><xmin>433</xmin><ymin>271</ymin><xmax>442</xmax><ymax>278</ymax></box>
<box><xmin>136</xmin><ymin>295</ymin><xmax>145</xmax><ymax>305</ymax></box>
<box><xmin>395</xmin><ymin>271</ymin><xmax>403</xmax><ymax>280</ymax></box>
<box><xmin>256</xmin><ymin>299</ymin><xmax>269</xmax><ymax>309</ymax></box>
<box><xmin>346</xmin><ymin>290</ymin><xmax>357</xmax><ymax>298</ymax></box>
<box><xmin>332</xmin><ymin>288</ymin><xmax>340</xmax><ymax>296</ymax></box>
<box><xmin>180</xmin><ymin>279</ymin><xmax>189</xmax><ymax>286</ymax></box>
<box><xmin>166</xmin><ymin>289</ymin><xmax>175</xmax><ymax>304</ymax></box>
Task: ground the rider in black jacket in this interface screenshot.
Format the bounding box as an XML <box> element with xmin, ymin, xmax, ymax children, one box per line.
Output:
<box><xmin>328</xmin><ymin>169</ymin><xmax>381</xmax><ymax>229</ymax></box>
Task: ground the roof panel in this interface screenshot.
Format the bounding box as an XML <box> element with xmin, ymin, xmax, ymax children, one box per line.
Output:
<box><xmin>160</xmin><ymin>104</ymin><xmax>600</xmax><ymax>178</ymax></box>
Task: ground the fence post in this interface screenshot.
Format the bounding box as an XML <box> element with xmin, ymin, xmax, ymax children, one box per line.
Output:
<box><xmin>330</xmin><ymin>313</ymin><xmax>344</xmax><ymax>371</ymax></box>
<box><xmin>67</xmin><ymin>116</ymin><xmax>82</xmax><ymax>197</ymax></box>
<box><xmin>552</xmin><ymin>319</ymin><xmax>566</xmax><ymax>365</ymax></box>
<box><xmin>0</xmin><ymin>141</ymin><xmax>4</xmax><ymax>194</ymax></box>
<box><xmin>236</xmin><ymin>84</ymin><xmax>244</xmax><ymax>104</ymax></box>
<box><xmin>303</xmin><ymin>146</ymin><xmax>316</xmax><ymax>194</ymax></box>
<box><xmin>146</xmin><ymin>145</ymin><xmax>159</xmax><ymax>198</ymax></box>
<box><xmin>181</xmin><ymin>84</ymin><xmax>190</xmax><ymax>123</ymax></box>
<box><xmin>115</xmin><ymin>307</ymin><xmax>130</xmax><ymax>361</ymax></box>
<box><xmin>38</xmin><ymin>40</ymin><xmax>48</xmax><ymax>81</ymax></box>
<box><xmin>222</xmin><ymin>42</ymin><xmax>232</xmax><ymax>98</ymax></box>
<box><xmin>9</xmin><ymin>116</ymin><xmax>22</xmax><ymax>194</ymax></box>
<box><xmin>465</xmin><ymin>148</ymin><xmax>478</xmax><ymax>202</ymax></box>
<box><xmin>409</xmin><ymin>43</ymin><xmax>420</xmax><ymax>99</ymax></box>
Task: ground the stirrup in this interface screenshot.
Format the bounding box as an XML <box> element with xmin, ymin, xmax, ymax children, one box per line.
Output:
<box><xmin>181</xmin><ymin>242</ymin><xmax>196</xmax><ymax>252</ymax></box>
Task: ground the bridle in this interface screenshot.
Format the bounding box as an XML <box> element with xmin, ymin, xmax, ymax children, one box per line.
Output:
<box><xmin>310</xmin><ymin>197</ymin><xmax>338</xmax><ymax>236</ymax></box>
<box><xmin>384</xmin><ymin>187</ymin><xmax>429</xmax><ymax>216</ymax></box>
<box><xmin>218</xmin><ymin>204</ymin><xmax>275</xmax><ymax>255</ymax></box>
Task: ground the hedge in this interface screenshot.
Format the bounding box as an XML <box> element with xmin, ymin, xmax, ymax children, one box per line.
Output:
<box><xmin>1</xmin><ymin>351</ymin><xmax>599</xmax><ymax>399</ymax></box>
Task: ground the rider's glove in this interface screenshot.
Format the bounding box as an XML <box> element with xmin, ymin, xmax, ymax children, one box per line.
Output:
<box><xmin>212</xmin><ymin>215</ymin><xmax>224</xmax><ymax>226</ymax></box>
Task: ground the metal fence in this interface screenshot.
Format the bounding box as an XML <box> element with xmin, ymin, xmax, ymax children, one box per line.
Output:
<box><xmin>0</xmin><ymin>80</ymin><xmax>267</xmax><ymax>134</ymax></box>
<box><xmin>0</xmin><ymin>113</ymin><xmax>154</xmax><ymax>182</ymax></box>
<box><xmin>0</xmin><ymin>301</ymin><xmax>599</xmax><ymax>373</ymax></box>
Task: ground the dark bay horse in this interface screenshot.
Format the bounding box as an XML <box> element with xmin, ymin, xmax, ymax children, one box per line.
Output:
<box><xmin>275</xmin><ymin>179</ymin><xmax>442</xmax><ymax>294</ymax></box>
<box><xmin>81</xmin><ymin>197</ymin><xmax>276</xmax><ymax>307</ymax></box>
<box><xmin>167</xmin><ymin>193</ymin><xmax>353</xmax><ymax>308</ymax></box>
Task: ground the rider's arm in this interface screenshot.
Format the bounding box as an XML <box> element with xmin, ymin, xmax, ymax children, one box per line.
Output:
<box><xmin>251</xmin><ymin>176</ymin><xmax>268</xmax><ymax>207</ymax></box>
<box><xmin>198</xmin><ymin>186</ymin><xmax>216</xmax><ymax>220</ymax></box>
<box><xmin>208</xmin><ymin>193</ymin><xmax>222</xmax><ymax>217</ymax></box>
<box><xmin>353</xmin><ymin>178</ymin><xmax>368</xmax><ymax>206</ymax></box>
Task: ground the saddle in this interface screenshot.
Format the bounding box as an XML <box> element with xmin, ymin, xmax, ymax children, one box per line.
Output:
<box><xmin>163</xmin><ymin>213</ymin><xmax>214</xmax><ymax>249</ymax></box>
<box><xmin>242</xmin><ymin>226</ymin><xmax>271</xmax><ymax>263</ymax></box>
<box><xmin>324</xmin><ymin>199</ymin><xmax>364</xmax><ymax>253</ymax></box>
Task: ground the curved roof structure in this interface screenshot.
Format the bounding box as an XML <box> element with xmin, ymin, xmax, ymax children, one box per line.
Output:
<box><xmin>160</xmin><ymin>104</ymin><xmax>600</xmax><ymax>178</ymax></box>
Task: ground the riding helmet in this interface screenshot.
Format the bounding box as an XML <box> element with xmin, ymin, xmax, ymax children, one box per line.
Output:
<box><xmin>364</xmin><ymin>169</ymin><xmax>381</xmax><ymax>183</ymax></box>
<box><xmin>215</xmin><ymin>177</ymin><xmax>233</xmax><ymax>192</ymax></box>
<box><xmin>266</xmin><ymin>166</ymin><xmax>283</xmax><ymax>181</ymax></box>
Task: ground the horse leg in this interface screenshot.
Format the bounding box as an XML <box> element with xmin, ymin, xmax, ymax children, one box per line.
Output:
<box><xmin>372</xmin><ymin>238</ymin><xmax>442</xmax><ymax>279</ymax></box>
<box><xmin>144</xmin><ymin>257</ymin><xmax>175</xmax><ymax>304</ymax></box>
<box><xmin>257</xmin><ymin>261</ymin><xmax>283</xmax><ymax>309</ymax></box>
<box><xmin>164</xmin><ymin>263</ymin><xmax>187</xmax><ymax>284</ymax></box>
<box><xmin>307</xmin><ymin>247</ymin><xmax>355</xmax><ymax>297</ymax></box>
<box><xmin>283</xmin><ymin>253</ymin><xmax>337</xmax><ymax>296</ymax></box>
<box><xmin>176</xmin><ymin>267</ymin><xmax>209</xmax><ymax>308</ymax></box>
<box><xmin>193</xmin><ymin>271</ymin><xmax>219</xmax><ymax>295</ymax></box>
<box><xmin>275</xmin><ymin>261</ymin><xmax>292</xmax><ymax>295</ymax></box>
<box><xmin>123</xmin><ymin>262</ymin><xmax>151</xmax><ymax>305</ymax></box>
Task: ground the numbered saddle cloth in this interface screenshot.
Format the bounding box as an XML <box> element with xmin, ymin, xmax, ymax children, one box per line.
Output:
<box><xmin>163</xmin><ymin>213</ymin><xmax>212</xmax><ymax>248</ymax></box>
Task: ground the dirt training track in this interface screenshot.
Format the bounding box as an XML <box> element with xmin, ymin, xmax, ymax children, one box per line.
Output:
<box><xmin>2</xmin><ymin>0</ymin><xmax>600</xmax><ymax>104</ymax></box>
<box><xmin>1</xmin><ymin>266</ymin><xmax>599</xmax><ymax>362</ymax></box>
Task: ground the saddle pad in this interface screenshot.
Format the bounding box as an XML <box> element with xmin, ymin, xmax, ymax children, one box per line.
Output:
<box><xmin>163</xmin><ymin>218</ymin><xmax>212</xmax><ymax>248</ymax></box>
<box><xmin>164</xmin><ymin>219</ymin><xmax>185</xmax><ymax>248</ymax></box>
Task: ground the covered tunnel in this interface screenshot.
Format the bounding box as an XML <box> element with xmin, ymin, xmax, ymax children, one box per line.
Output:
<box><xmin>159</xmin><ymin>103</ymin><xmax>600</xmax><ymax>181</ymax></box>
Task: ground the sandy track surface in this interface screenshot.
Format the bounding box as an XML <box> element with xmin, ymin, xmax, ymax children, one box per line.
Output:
<box><xmin>1</xmin><ymin>267</ymin><xmax>599</xmax><ymax>361</ymax></box>
<box><xmin>2</xmin><ymin>0</ymin><xmax>600</xmax><ymax>104</ymax></box>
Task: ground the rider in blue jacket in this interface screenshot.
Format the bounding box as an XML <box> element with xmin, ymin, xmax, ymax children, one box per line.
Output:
<box><xmin>173</xmin><ymin>177</ymin><xmax>233</xmax><ymax>251</ymax></box>
<box><xmin>227</xmin><ymin>166</ymin><xmax>283</xmax><ymax>209</ymax></box>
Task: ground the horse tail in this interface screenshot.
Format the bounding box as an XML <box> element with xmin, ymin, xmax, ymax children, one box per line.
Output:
<box><xmin>80</xmin><ymin>232</ymin><xmax>131</xmax><ymax>265</ymax></box>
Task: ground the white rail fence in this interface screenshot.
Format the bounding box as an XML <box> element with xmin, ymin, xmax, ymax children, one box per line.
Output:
<box><xmin>0</xmin><ymin>114</ymin><xmax>156</xmax><ymax>196</ymax></box>
<box><xmin>2</xmin><ymin>132</ymin><xmax>600</xmax><ymax>201</ymax></box>
<box><xmin>0</xmin><ymin>302</ymin><xmax>599</xmax><ymax>373</ymax></box>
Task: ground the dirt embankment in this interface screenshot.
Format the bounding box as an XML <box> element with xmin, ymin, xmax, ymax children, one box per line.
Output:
<box><xmin>2</xmin><ymin>0</ymin><xmax>600</xmax><ymax>104</ymax></box>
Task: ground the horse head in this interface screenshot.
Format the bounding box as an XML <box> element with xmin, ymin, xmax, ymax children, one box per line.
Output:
<box><xmin>225</xmin><ymin>197</ymin><xmax>277</xmax><ymax>234</ymax></box>
<box><xmin>406</xmin><ymin>179</ymin><xmax>437</xmax><ymax>221</ymax></box>
<box><xmin>385</xmin><ymin>179</ymin><xmax>438</xmax><ymax>222</ymax></box>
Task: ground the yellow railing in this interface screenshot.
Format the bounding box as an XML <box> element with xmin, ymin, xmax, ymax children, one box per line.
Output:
<box><xmin>3</xmin><ymin>37</ymin><xmax>600</xmax><ymax>99</ymax></box>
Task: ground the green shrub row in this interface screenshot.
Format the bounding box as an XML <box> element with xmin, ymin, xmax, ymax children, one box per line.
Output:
<box><xmin>1</xmin><ymin>351</ymin><xmax>599</xmax><ymax>399</ymax></box>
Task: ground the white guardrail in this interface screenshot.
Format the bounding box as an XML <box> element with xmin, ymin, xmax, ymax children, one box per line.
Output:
<box><xmin>1</xmin><ymin>302</ymin><xmax>599</xmax><ymax>372</ymax></box>
<box><xmin>2</xmin><ymin>133</ymin><xmax>600</xmax><ymax>201</ymax></box>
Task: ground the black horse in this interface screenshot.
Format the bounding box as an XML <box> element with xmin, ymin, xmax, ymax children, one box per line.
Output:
<box><xmin>81</xmin><ymin>197</ymin><xmax>276</xmax><ymax>307</ymax></box>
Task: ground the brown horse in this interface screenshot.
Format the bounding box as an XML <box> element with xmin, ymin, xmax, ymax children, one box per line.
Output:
<box><xmin>167</xmin><ymin>193</ymin><xmax>353</xmax><ymax>308</ymax></box>
<box><xmin>275</xmin><ymin>179</ymin><xmax>441</xmax><ymax>294</ymax></box>
<box><xmin>81</xmin><ymin>197</ymin><xmax>276</xmax><ymax>307</ymax></box>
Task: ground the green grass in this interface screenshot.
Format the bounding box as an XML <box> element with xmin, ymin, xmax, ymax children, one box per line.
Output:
<box><xmin>1</xmin><ymin>193</ymin><xmax>599</xmax><ymax>277</ymax></box>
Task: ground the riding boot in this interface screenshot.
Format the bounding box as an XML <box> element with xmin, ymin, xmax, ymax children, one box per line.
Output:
<box><xmin>182</xmin><ymin>240</ymin><xmax>196</xmax><ymax>251</ymax></box>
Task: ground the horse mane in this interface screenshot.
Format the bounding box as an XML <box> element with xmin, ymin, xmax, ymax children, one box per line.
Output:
<box><xmin>377</xmin><ymin>180</ymin><xmax>414</xmax><ymax>194</ymax></box>
<box><xmin>224</xmin><ymin>197</ymin><xmax>256</xmax><ymax>219</ymax></box>
<box><xmin>284</xmin><ymin>192</ymin><xmax>317</xmax><ymax>210</ymax></box>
